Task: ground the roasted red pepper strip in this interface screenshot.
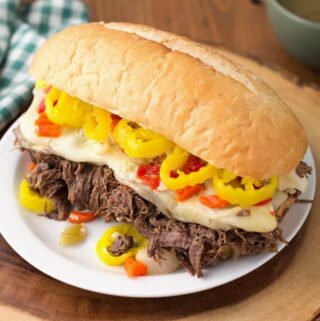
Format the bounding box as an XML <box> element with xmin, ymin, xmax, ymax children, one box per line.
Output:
<box><xmin>35</xmin><ymin>113</ymin><xmax>61</xmax><ymax>137</ymax></box>
<box><xmin>160</xmin><ymin>147</ymin><xmax>217</xmax><ymax>190</ymax></box>
<box><xmin>171</xmin><ymin>155</ymin><xmax>206</xmax><ymax>177</ymax></box>
<box><xmin>170</xmin><ymin>170</ymin><xmax>179</xmax><ymax>178</ymax></box>
<box><xmin>36</xmin><ymin>125</ymin><xmax>61</xmax><ymax>137</ymax></box>
<box><xmin>36</xmin><ymin>85</ymin><xmax>52</xmax><ymax>113</ymax></box>
<box><xmin>137</xmin><ymin>164</ymin><xmax>160</xmax><ymax>189</ymax></box>
<box><xmin>176</xmin><ymin>184</ymin><xmax>204</xmax><ymax>201</ymax></box>
<box><xmin>35</xmin><ymin>112</ymin><xmax>50</xmax><ymax>125</ymax></box>
<box><xmin>181</xmin><ymin>155</ymin><xmax>206</xmax><ymax>174</ymax></box>
<box><xmin>28</xmin><ymin>162</ymin><xmax>36</xmax><ymax>172</ymax></box>
<box><xmin>255</xmin><ymin>198</ymin><xmax>272</xmax><ymax>206</ymax></box>
<box><xmin>199</xmin><ymin>195</ymin><xmax>230</xmax><ymax>209</ymax></box>
<box><xmin>67</xmin><ymin>211</ymin><xmax>96</xmax><ymax>223</ymax></box>
<box><xmin>38</xmin><ymin>99</ymin><xmax>45</xmax><ymax>113</ymax></box>
<box><xmin>124</xmin><ymin>257</ymin><xmax>148</xmax><ymax>277</ymax></box>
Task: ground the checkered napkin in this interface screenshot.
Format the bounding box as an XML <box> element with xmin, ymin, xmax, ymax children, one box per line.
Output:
<box><xmin>0</xmin><ymin>0</ymin><xmax>89</xmax><ymax>131</ymax></box>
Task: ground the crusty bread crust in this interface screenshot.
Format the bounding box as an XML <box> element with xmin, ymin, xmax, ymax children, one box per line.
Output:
<box><xmin>29</xmin><ymin>22</ymin><xmax>307</xmax><ymax>179</ymax></box>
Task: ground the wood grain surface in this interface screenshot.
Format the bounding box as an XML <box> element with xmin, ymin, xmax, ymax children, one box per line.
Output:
<box><xmin>1</xmin><ymin>47</ymin><xmax>320</xmax><ymax>321</ymax></box>
<box><xmin>2</xmin><ymin>1</ymin><xmax>320</xmax><ymax>320</ymax></box>
<box><xmin>83</xmin><ymin>0</ymin><xmax>320</xmax><ymax>86</ymax></box>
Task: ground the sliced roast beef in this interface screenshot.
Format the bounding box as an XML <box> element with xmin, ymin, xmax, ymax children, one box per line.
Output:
<box><xmin>26</xmin><ymin>150</ymin><xmax>294</xmax><ymax>277</ymax></box>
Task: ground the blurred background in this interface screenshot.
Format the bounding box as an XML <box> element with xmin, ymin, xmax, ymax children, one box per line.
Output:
<box><xmin>83</xmin><ymin>0</ymin><xmax>320</xmax><ymax>85</ymax></box>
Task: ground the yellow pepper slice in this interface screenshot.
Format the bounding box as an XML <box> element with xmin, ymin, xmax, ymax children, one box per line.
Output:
<box><xmin>220</xmin><ymin>169</ymin><xmax>237</xmax><ymax>183</ymax></box>
<box><xmin>83</xmin><ymin>107</ymin><xmax>112</xmax><ymax>142</ymax></box>
<box><xmin>35</xmin><ymin>80</ymin><xmax>48</xmax><ymax>89</ymax></box>
<box><xmin>45</xmin><ymin>87</ymin><xmax>92</xmax><ymax>128</ymax></box>
<box><xmin>213</xmin><ymin>170</ymin><xmax>279</xmax><ymax>206</ymax></box>
<box><xmin>96</xmin><ymin>223</ymin><xmax>147</xmax><ymax>266</ymax></box>
<box><xmin>160</xmin><ymin>146</ymin><xmax>217</xmax><ymax>190</ymax></box>
<box><xmin>19</xmin><ymin>179</ymin><xmax>55</xmax><ymax>214</ymax></box>
<box><xmin>113</xmin><ymin>119</ymin><xmax>175</xmax><ymax>158</ymax></box>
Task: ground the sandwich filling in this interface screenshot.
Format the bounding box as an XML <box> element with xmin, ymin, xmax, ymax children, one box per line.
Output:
<box><xmin>24</xmin><ymin>150</ymin><xmax>287</xmax><ymax>277</ymax></box>
<box><xmin>16</xmin><ymin>84</ymin><xmax>312</xmax><ymax>276</ymax></box>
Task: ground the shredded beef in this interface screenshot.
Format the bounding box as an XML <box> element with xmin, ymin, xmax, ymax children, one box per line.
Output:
<box><xmin>296</xmin><ymin>161</ymin><xmax>312</xmax><ymax>178</ymax></box>
<box><xmin>275</xmin><ymin>191</ymin><xmax>300</xmax><ymax>221</ymax></box>
<box><xmin>107</xmin><ymin>234</ymin><xmax>134</xmax><ymax>256</ymax></box>
<box><xmin>236</xmin><ymin>209</ymin><xmax>251</xmax><ymax>217</ymax></box>
<box><xmin>27</xmin><ymin>153</ymin><xmax>70</xmax><ymax>220</ymax></box>
<box><xmin>26</xmin><ymin>150</ymin><xmax>287</xmax><ymax>277</ymax></box>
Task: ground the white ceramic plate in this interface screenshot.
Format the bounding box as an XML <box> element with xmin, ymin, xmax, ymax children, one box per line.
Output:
<box><xmin>0</xmin><ymin>119</ymin><xmax>316</xmax><ymax>298</ymax></box>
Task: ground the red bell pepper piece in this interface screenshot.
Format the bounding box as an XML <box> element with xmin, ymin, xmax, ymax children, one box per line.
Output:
<box><xmin>67</xmin><ymin>211</ymin><xmax>97</xmax><ymax>224</ymax></box>
<box><xmin>38</xmin><ymin>99</ymin><xmax>45</xmax><ymax>113</ymax></box>
<box><xmin>28</xmin><ymin>161</ymin><xmax>36</xmax><ymax>172</ymax></box>
<box><xmin>35</xmin><ymin>113</ymin><xmax>61</xmax><ymax>138</ymax></box>
<box><xmin>124</xmin><ymin>257</ymin><xmax>148</xmax><ymax>277</ymax></box>
<box><xmin>137</xmin><ymin>164</ymin><xmax>161</xmax><ymax>189</ymax></box>
<box><xmin>181</xmin><ymin>155</ymin><xmax>206</xmax><ymax>174</ymax></box>
<box><xmin>199</xmin><ymin>195</ymin><xmax>230</xmax><ymax>209</ymax></box>
<box><xmin>170</xmin><ymin>155</ymin><xmax>206</xmax><ymax>178</ymax></box>
<box><xmin>176</xmin><ymin>184</ymin><xmax>204</xmax><ymax>201</ymax></box>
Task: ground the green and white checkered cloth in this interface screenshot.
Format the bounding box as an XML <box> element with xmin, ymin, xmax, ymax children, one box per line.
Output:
<box><xmin>0</xmin><ymin>0</ymin><xmax>89</xmax><ymax>131</ymax></box>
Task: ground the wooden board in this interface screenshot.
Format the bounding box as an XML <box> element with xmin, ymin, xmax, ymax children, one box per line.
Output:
<box><xmin>0</xmin><ymin>50</ymin><xmax>320</xmax><ymax>321</ymax></box>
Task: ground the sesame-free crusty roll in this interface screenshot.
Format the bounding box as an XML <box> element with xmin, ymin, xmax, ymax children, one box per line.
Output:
<box><xmin>29</xmin><ymin>22</ymin><xmax>307</xmax><ymax>179</ymax></box>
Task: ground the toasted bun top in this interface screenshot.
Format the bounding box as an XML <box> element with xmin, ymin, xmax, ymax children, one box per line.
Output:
<box><xmin>29</xmin><ymin>22</ymin><xmax>307</xmax><ymax>179</ymax></box>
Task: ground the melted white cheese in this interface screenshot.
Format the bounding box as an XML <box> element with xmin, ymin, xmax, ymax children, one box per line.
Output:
<box><xmin>278</xmin><ymin>170</ymin><xmax>308</xmax><ymax>193</ymax></box>
<box><xmin>19</xmin><ymin>90</ymin><xmax>307</xmax><ymax>233</ymax></box>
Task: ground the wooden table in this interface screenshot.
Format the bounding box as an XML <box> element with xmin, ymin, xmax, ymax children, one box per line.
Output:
<box><xmin>84</xmin><ymin>0</ymin><xmax>320</xmax><ymax>86</ymax></box>
<box><xmin>1</xmin><ymin>1</ymin><xmax>320</xmax><ymax>321</ymax></box>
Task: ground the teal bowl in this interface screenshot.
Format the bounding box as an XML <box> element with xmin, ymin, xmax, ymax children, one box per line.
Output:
<box><xmin>266</xmin><ymin>0</ymin><xmax>320</xmax><ymax>69</ymax></box>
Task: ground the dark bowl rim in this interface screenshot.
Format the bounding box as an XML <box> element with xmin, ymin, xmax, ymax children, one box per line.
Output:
<box><xmin>269</xmin><ymin>0</ymin><xmax>320</xmax><ymax>29</ymax></box>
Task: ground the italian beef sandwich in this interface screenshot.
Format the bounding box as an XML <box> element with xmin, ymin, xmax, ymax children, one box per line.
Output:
<box><xmin>16</xmin><ymin>22</ymin><xmax>312</xmax><ymax>277</ymax></box>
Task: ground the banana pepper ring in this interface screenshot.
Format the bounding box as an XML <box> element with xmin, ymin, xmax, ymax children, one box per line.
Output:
<box><xmin>45</xmin><ymin>87</ymin><xmax>92</xmax><ymax>128</ymax></box>
<box><xmin>113</xmin><ymin>119</ymin><xmax>175</xmax><ymax>158</ymax></box>
<box><xmin>35</xmin><ymin>80</ymin><xmax>47</xmax><ymax>89</ymax></box>
<box><xmin>83</xmin><ymin>107</ymin><xmax>112</xmax><ymax>142</ymax></box>
<box><xmin>19</xmin><ymin>179</ymin><xmax>55</xmax><ymax>214</ymax></box>
<box><xmin>96</xmin><ymin>223</ymin><xmax>147</xmax><ymax>266</ymax></box>
<box><xmin>160</xmin><ymin>146</ymin><xmax>217</xmax><ymax>190</ymax></box>
<box><xmin>213</xmin><ymin>170</ymin><xmax>279</xmax><ymax>206</ymax></box>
